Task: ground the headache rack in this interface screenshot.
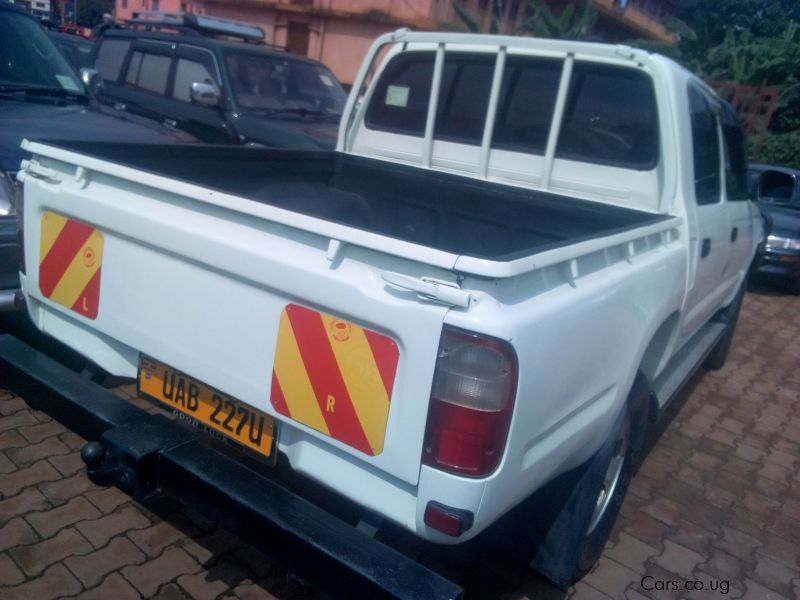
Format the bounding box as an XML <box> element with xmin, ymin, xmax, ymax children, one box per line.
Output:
<box><xmin>128</xmin><ymin>11</ymin><xmax>266</xmax><ymax>43</ymax></box>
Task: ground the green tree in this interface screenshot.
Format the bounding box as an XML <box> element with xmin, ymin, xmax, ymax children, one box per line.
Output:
<box><xmin>516</xmin><ymin>0</ymin><xmax>595</xmax><ymax>40</ymax></box>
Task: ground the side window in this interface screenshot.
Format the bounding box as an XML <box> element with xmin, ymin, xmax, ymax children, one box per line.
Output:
<box><xmin>720</xmin><ymin>104</ymin><xmax>749</xmax><ymax>201</ymax></box>
<box><xmin>95</xmin><ymin>39</ymin><xmax>130</xmax><ymax>83</ymax></box>
<box><xmin>759</xmin><ymin>170</ymin><xmax>795</xmax><ymax>203</ymax></box>
<box><xmin>688</xmin><ymin>84</ymin><xmax>721</xmax><ymax>205</ymax></box>
<box><xmin>173</xmin><ymin>57</ymin><xmax>218</xmax><ymax>102</ymax></box>
<box><xmin>556</xmin><ymin>63</ymin><xmax>659</xmax><ymax>170</ymax></box>
<box><xmin>492</xmin><ymin>57</ymin><xmax>562</xmax><ymax>155</ymax></box>
<box><xmin>125</xmin><ymin>50</ymin><xmax>171</xmax><ymax>95</ymax></box>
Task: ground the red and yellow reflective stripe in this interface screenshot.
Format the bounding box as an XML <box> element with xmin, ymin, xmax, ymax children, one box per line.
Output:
<box><xmin>38</xmin><ymin>211</ymin><xmax>103</xmax><ymax>319</ymax></box>
<box><xmin>271</xmin><ymin>303</ymin><xmax>399</xmax><ymax>456</ymax></box>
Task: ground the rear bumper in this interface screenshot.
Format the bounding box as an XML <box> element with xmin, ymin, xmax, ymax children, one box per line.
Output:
<box><xmin>0</xmin><ymin>216</ymin><xmax>21</xmax><ymax>310</ymax></box>
<box><xmin>0</xmin><ymin>334</ymin><xmax>463</xmax><ymax>600</ymax></box>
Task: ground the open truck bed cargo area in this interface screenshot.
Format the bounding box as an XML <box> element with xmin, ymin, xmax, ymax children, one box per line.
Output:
<box><xmin>44</xmin><ymin>141</ymin><xmax>668</xmax><ymax>262</ymax></box>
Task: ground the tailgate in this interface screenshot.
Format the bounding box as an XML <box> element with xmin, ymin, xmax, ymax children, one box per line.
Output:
<box><xmin>19</xmin><ymin>145</ymin><xmax>455</xmax><ymax>485</ymax></box>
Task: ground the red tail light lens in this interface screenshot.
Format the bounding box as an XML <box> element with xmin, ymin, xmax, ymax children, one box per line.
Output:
<box><xmin>422</xmin><ymin>327</ymin><xmax>517</xmax><ymax>477</ymax></box>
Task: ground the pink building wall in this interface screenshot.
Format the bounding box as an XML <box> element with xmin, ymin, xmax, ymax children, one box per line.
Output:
<box><xmin>113</xmin><ymin>0</ymin><xmax>436</xmax><ymax>85</ymax></box>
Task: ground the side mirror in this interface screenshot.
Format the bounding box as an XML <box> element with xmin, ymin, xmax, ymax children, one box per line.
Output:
<box><xmin>190</xmin><ymin>82</ymin><xmax>220</xmax><ymax>107</ymax></box>
<box><xmin>80</xmin><ymin>67</ymin><xmax>103</xmax><ymax>96</ymax></box>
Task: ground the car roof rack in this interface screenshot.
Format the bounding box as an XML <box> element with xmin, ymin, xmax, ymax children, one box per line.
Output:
<box><xmin>128</xmin><ymin>11</ymin><xmax>265</xmax><ymax>43</ymax></box>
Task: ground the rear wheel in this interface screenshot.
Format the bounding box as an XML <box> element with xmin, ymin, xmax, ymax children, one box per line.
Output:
<box><xmin>522</xmin><ymin>373</ymin><xmax>650</xmax><ymax>587</ymax></box>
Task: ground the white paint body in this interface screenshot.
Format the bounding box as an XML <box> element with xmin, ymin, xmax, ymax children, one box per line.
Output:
<box><xmin>19</xmin><ymin>31</ymin><xmax>761</xmax><ymax>543</ymax></box>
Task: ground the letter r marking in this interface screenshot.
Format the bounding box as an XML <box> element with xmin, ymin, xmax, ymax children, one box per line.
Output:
<box><xmin>326</xmin><ymin>394</ymin><xmax>335</xmax><ymax>413</ymax></box>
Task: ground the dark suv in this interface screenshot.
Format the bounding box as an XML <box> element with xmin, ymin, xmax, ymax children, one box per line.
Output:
<box><xmin>0</xmin><ymin>1</ymin><xmax>196</xmax><ymax>312</ymax></box>
<box><xmin>91</xmin><ymin>13</ymin><xmax>347</xmax><ymax>149</ymax></box>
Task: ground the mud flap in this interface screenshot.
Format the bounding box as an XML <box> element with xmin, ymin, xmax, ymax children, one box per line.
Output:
<box><xmin>485</xmin><ymin>406</ymin><xmax>626</xmax><ymax>589</ymax></box>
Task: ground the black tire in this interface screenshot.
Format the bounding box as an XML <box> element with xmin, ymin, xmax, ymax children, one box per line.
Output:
<box><xmin>572</xmin><ymin>373</ymin><xmax>649</xmax><ymax>578</ymax></box>
<box><xmin>704</xmin><ymin>284</ymin><xmax>745</xmax><ymax>370</ymax></box>
<box><xmin>520</xmin><ymin>374</ymin><xmax>650</xmax><ymax>588</ymax></box>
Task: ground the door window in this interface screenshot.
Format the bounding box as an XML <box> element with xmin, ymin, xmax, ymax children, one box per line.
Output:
<box><xmin>689</xmin><ymin>84</ymin><xmax>722</xmax><ymax>205</ymax></box>
<box><xmin>125</xmin><ymin>51</ymin><xmax>171</xmax><ymax>95</ymax></box>
<box><xmin>172</xmin><ymin>57</ymin><xmax>218</xmax><ymax>102</ymax></box>
<box><xmin>719</xmin><ymin>103</ymin><xmax>749</xmax><ymax>201</ymax></box>
<box><xmin>94</xmin><ymin>39</ymin><xmax>130</xmax><ymax>83</ymax></box>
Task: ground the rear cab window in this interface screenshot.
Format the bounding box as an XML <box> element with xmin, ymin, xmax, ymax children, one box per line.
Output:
<box><xmin>364</xmin><ymin>51</ymin><xmax>659</xmax><ymax>171</ymax></box>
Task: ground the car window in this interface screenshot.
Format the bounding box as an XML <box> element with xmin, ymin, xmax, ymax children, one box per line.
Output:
<box><xmin>364</xmin><ymin>53</ymin><xmax>435</xmax><ymax>136</ymax></box>
<box><xmin>492</xmin><ymin>57</ymin><xmax>562</xmax><ymax>154</ymax></box>
<box><xmin>719</xmin><ymin>103</ymin><xmax>749</xmax><ymax>202</ymax></box>
<box><xmin>759</xmin><ymin>170</ymin><xmax>796</xmax><ymax>203</ymax></box>
<box><xmin>224</xmin><ymin>50</ymin><xmax>346</xmax><ymax>114</ymax></box>
<box><xmin>556</xmin><ymin>63</ymin><xmax>659</xmax><ymax>170</ymax></box>
<box><xmin>0</xmin><ymin>9</ymin><xmax>83</xmax><ymax>93</ymax></box>
<box><xmin>173</xmin><ymin>57</ymin><xmax>217</xmax><ymax>102</ymax></box>
<box><xmin>365</xmin><ymin>52</ymin><xmax>657</xmax><ymax>170</ymax></box>
<box><xmin>95</xmin><ymin>39</ymin><xmax>131</xmax><ymax>83</ymax></box>
<box><xmin>125</xmin><ymin>50</ymin><xmax>171</xmax><ymax>95</ymax></box>
<box><xmin>434</xmin><ymin>56</ymin><xmax>494</xmax><ymax>144</ymax></box>
<box><xmin>688</xmin><ymin>84</ymin><xmax>721</xmax><ymax>206</ymax></box>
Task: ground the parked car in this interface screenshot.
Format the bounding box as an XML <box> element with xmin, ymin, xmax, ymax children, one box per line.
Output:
<box><xmin>89</xmin><ymin>11</ymin><xmax>347</xmax><ymax>149</ymax></box>
<box><xmin>0</xmin><ymin>0</ymin><xmax>196</xmax><ymax>312</ymax></box>
<box><xmin>749</xmin><ymin>163</ymin><xmax>800</xmax><ymax>293</ymax></box>
<box><xmin>48</xmin><ymin>30</ymin><xmax>93</xmax><ymax>70</ymax></box>
<box><xmin>16</xmin><ymin>30</ymin><xmax>761</xmax><ymax>592</ymax></box>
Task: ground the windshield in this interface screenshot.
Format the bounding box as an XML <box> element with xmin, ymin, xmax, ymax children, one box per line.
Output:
<box><xmin>0</xmin><ymin>10</ymin><xmax>84</xmax><ymax>94</ymax></box>
<box><xmin>224</xmin><ymin>50</ymin><xmax>345</xmax><ymax>116</ymax></box>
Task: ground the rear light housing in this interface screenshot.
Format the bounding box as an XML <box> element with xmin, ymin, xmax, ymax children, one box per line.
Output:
<box><xmin>422</xmin><ymin>327</ymin><xmax>518</xmax><ymax>478</ymax></box>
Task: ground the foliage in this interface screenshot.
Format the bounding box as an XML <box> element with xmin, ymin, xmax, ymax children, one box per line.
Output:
<box><xmin>625</xmin><ymin>2</ymin><xmax>800</xmax><ymax>164</ymax></box>
<box><xmin>759</xmin><ymin>131</ymin><xmax>800</xmax><ymax>169</ymax></box>
<box><xmin>447</xmin><ymin>1</ymin><xmax>485</xmax><ymax>33</ymax></box>
<box><xmin>516</xmin><ymin>0</ymin><xmax>595</xmax><ymax>40</ymax></box>
<box><xmin>447</xmin><ymin>0</ymin><xmax>595</xmax><ymax>39</ymax></box>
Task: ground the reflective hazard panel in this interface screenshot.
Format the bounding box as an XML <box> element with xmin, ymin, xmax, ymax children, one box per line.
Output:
<box><xmin>38</xmin><ymin>212</ymin><xmax>103</xmax><ymax>320</ymax></box>
<box><xmin>271</xmin><ymin>303</ymin><xmax>400</xmax><ymax>456</ymax></box>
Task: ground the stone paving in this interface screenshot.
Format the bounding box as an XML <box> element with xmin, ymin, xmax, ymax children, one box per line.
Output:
<box><xmin>0</xmin><ymin>284</ymin><xmax>798</xmax><ymax>599</ymax></box>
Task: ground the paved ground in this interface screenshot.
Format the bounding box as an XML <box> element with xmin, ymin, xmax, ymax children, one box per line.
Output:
<box><xmin>0</xmin><ymin>282</ymin><xmax>798</xmax><ymax>600</ymax></box>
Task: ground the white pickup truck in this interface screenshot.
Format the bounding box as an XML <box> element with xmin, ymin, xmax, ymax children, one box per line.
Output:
<box><xmin>17</xmin><ymin>30</ymin><xmax>761</xmax><ymax>588</ymax></box>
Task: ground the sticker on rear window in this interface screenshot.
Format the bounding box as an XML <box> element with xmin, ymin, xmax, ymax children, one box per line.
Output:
<box><xmin>385</xmin><ymin>85</ymin><xmax>409</xmax><ymax>108</ymax></box>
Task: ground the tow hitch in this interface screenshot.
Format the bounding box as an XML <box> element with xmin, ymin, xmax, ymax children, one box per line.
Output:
<box><xmin>0</xmin><ymin>335</ymin><xmax>463</xmax><ymax>600</ymax></box>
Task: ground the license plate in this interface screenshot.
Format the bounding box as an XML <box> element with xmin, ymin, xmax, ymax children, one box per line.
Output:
<box><xmin>138</xmin><ymin>357</ymin><xmax>276</xmax><ymax>461</ymax></box>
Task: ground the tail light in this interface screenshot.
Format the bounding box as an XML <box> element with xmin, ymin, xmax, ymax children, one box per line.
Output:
<box><xmin>422</xmin><ymin>327</ymin><xmax>517</xmax><ymax>477</ymax></box>
<box><xmin>15</xmin><ymin>176</ymin><xmax>25</xmax><ymax>275</ymax></box>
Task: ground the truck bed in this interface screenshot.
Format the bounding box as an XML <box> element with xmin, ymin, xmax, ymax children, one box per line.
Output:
<box><xmin>45</xmin><ymin>142</ymin><xmax>668</xmax><ymax>261</ymax></box>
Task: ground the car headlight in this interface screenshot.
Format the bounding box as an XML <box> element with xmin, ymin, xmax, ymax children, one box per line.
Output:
<box><xmin>766</xmin><ymin>234</ymin><xmax>800</xmax><ymax>251</ymax></box>
<box><xmin>0</xmin><ymin>171</ymin><xmax>15</xmax><ymax>216</ymax></box>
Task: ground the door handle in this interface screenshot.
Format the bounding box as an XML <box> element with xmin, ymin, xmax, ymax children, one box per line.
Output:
<box><xmin>731</xmin><ymin>227</ymin><xmax>738</xmax><ymax>243</ymax></box>
<box><xmin>701</xmin><ymin>238</ymin><xmax>711</xmax><ymax>258</ymax></box>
